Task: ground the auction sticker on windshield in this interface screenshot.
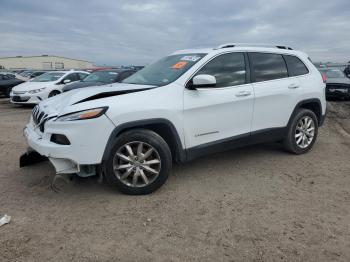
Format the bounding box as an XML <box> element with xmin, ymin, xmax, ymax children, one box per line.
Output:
<box><xmin>172</xmin><ymin>61</ymin><xmax>188</xmax><ymax>69</ymax></box>
<box><xmin>180</xmin><ymin>55</ymin><xmax>202</xmax><ymax>62</ymax></box>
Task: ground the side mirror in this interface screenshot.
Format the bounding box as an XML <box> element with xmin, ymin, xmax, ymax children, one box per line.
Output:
<box><xmin>191</xmin><ymin>74</ymin><xmax>216</xmax><ymax>89</ymax></box>
<box><xmin>63</xmin><ymin>79</ymin><xmax>71</xmax><ymax>84</ymax></box>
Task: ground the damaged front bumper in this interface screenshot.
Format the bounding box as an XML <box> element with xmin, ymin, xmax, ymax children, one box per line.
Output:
<box><xmin>21</xmin><ymin>114</ymin><xmax>116</xmax><ymax>177</ymax></box>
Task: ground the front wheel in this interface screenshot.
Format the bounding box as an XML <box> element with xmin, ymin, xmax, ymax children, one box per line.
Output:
<box><xmin>104</xmin><ymin>129</ymin><xmax>172</xmax><ymax>195</ymax></box>
<box><xmin>283</xmin><ymin>109</ymin><xmax>319</xmax><ymax>154</ymax></box>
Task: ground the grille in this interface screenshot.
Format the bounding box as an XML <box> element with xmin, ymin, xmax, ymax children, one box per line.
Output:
<box><xmin>12</xmin><ymin>96</ymin><xmax>30</xmax><ymax>102</ymax></box>
<box><xmin>32</xmin><ymin>106</ymin><xmax>48</xmax><ymax>132</ymax></box>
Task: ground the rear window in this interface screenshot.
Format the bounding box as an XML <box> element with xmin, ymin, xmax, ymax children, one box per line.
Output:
<box><xmin>249</xmin><ymin>53</ymin><xmax>288</xmax><ymax>82</ymax></box>
<box><xmin>284</xmin><ymin>55</ymin><xmax>309</xmax><ymax>76</ymax></box>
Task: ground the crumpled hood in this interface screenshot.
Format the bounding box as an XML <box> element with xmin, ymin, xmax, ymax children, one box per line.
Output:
<box><xmin>38</xmin><ymin>83</ymin><xmax>155</xmax><ymax>116</ymax></box>
<box><xmin>12</xmin><ymin>81</ymin><xmax>55</xmax><ymax>92</ymax></box>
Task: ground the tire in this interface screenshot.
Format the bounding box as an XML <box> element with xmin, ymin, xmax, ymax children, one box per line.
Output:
<box><xmin>283</xmin><ymin>109</ymin><xmax>318</xmax><ymax>154</ymax></box>
<box><xmin>48</xmin><ymin>90</ymin><xmax>60</xmax><ymax>98</ymax></box>
<box><xmin>104</xmin><ymin>129</ymin><xmax>172</xmax><ymax>195</ymax></box>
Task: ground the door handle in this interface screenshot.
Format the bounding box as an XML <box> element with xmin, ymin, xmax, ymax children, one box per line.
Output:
<box><xmin>235</xmin><ymin>91</ymin><xmax>252</xmax><ymax>97</ymax></box>
<box><xmin>288</xmin><ymin>83</ymin><xmax>300</xmax><ymax>89</ymax></box>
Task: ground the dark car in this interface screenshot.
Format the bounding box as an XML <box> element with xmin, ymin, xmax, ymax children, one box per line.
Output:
<box><xmin>319</xmin><ymin>68</ymin><xmax>350</xmax><ymax>100</ymax></box>
<box><xmin>344</xmin><ymin>62</ymin><xmax>350</xmax><ymax>78</ymax></box>
<box><xmin>0</xmin><ymin>74</ymin><xmax>24</xmax><ymax>97</ymax></box>
<box><xmin>62</xmin><ymin>69</ymin><xmax>136</xmax><ymax>92</ymax></box>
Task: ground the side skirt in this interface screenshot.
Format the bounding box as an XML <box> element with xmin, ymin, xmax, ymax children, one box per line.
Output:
<box><xmin>185</xmin><ymin>127</ymin><xmax>287</xmax><ymax>161</ymax></box>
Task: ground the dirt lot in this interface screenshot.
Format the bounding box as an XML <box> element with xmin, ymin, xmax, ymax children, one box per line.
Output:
<box><xmin>0</xmin><ymin>98</ymin><xmax>349</xmax><ymax>262</ymax></box>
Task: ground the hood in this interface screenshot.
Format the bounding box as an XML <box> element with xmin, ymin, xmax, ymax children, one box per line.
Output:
<box><xmin>12</xmin><ymin>81</ymin><xmax>55</xmax><ymax>92</ymax></box>
<box><xmin>326</xmin><ymin>78</ymin><xmax>350</xmax><ymax>85</ymax></box>
<box><xmin>63</xmin><ymin>81</ymin><xmax>105</xmax><ymax>92</ymax></box>
<box><xmin>38</xmin><ymin>83</ymin><xmax>156</xmax><ymax>116</ymax></box>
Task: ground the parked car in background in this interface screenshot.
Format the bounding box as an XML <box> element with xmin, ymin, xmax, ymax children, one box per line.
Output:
<box><xmin>10</xmin><ymin>70</ymin><xmax>89</xmax><ymax>104</ymax></box>
<box><xmin>319</xmin><ymin>68</ymin><xmax>350</xmax><ymax>100</ymax></box>
<box><xmin>0</xmin><ymin>74</ymin><xmax>24</xmax><ymax>97</ymax></box>
<box><xmin>0</xmin><ymin>72</ymin><xmax>16</xmax><ymax>79</ymax></box>
<box><xmin>62</xmin><ymin>69</ymin><xmax>136</xmax><ymax>92</ymax></box>
<box><xmin>343</xmin><ymin>62</ymin><xmax>350</xmax><ymax>78</ymax></box>
<box><xmin>25</xmin><ymin>71</ymin><xmax>47</xmax><ymax>81</ymax></box>
<box><xmin>21</xmin><ymin>44</ymin><xmax>326</xmax><ymax>195</ymax></box>
<box><xmin>16</xmin><ymin>70</ymin><xmax>47</xmax><ymax>81</ymax></box>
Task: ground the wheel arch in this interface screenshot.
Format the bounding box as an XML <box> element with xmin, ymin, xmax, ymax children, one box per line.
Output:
<box><xmin>102</xmin><ymin>118</ymin><xmax>186</xmax><ymax>163</ymax></box>
<box><xmin>48</xmin><ymin>90</ymin><xmax>61</xmax><ymax>96</ymax></box>
<box><xmin>288</xmin><ymin>98</ymin><xmax>323</xmax><ymax>127</ymax></box>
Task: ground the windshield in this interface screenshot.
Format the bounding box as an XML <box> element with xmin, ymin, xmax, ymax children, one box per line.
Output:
<box><xmin>326</xmin><ymin>70</ymin><xmax>345</xmax><ymax>78</ymax></box>
<box><xmin>31</xmin><ymin>72</ymin><xmax>65</xmax><ymax>82</ymax></box>
<box><xmin>83</xmin><ymin>71</ymin><xmax>119</xmax><ymax>84</ymax></box>
<box><xmin>122</xmin><ymin>53</ymin><xmax>206</xmax><ymax>86</ymax></box>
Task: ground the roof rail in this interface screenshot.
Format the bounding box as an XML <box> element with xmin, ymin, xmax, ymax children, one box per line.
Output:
<box><xmin>216</xmin><ymin>43</ymin><xmax>293</xmax><ymax>50</ymax></box>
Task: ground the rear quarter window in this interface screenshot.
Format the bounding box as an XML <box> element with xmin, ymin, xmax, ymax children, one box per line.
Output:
<box><xmin>284</xmin><ymin>55</ymin><xmax>309</xmax><ymax>76</ymax></box>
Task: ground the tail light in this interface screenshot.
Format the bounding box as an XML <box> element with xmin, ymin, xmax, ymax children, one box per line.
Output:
<box><xmin>321</xmin><ymin>73</ymin><xmax>327</xmax><ymax>83</ymax></box>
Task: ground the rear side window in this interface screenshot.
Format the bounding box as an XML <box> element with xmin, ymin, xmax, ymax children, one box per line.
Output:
<box><xmin>249</xmin><ymin>53</ymin><xmax>288</xmax><ymax>82</ymax></box>
<box><xmin>284</xmin><ymin>55</ymin><xmax>309</xmax><ymax>76</ymax></box>
<box><xmin>195</xmin><ymin>52</ymin><xmax>246</xmax><ymax>88</ymax></box>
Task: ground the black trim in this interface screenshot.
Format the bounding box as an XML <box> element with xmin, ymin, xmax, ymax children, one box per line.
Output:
<box><xmin>186</xmin><ymin>127</ymin><xmax>287</xmax><ymax>161</ymax></box>
<box><xmin>102</xmin><ymin>118</ymin><xmax>186</xmax><ymax>163</ymax></box>
<box><xmin>50</xmin><ymin>134</ymin><xmax>71</xmax><ymax>145</ymax></box>
<box><xmin>243</xmin><ymin>52</ymin><xmax>251</xmax><ymax>84</ymax></box>
<box><xmin>320</xmin><ymin>114</ymin><xmax>326</xmax><ymax>127</ymax></box>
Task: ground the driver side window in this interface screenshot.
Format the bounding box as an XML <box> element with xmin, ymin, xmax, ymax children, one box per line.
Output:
<box><xmin>195</xmin><ymin>53</ymin><xmax>246</xmax><ymax>88</ymax></box>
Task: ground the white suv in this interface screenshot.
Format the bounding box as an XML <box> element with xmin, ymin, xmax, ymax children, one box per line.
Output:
<box><xmin>21</xmin><ymin>44</ymin><xmax>326</xmax><ymax>194</ymax></box>
<box><xmin>10</xmin><ymin>70</ymin><xmax>89</xmax><ymax>104</ymax></box>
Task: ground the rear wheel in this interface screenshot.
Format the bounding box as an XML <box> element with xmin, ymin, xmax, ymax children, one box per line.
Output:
<box><xmin>48</xmin><ymin>90</ymin><xmax>60</xmax><ymax>97</ymax></box>
<box><xmin>104</xmin><ymin>129</ymin><xmax>172</xmax><ymax>195</ymax></box>
<box><xmin>283</xmin><ymin>109</ymin><xmax>318</xmax><ymax>154</ymax></box>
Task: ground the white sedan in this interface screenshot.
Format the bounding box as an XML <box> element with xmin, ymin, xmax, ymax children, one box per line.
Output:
<box><xmin>10</xmin><ymin>70</ymin><xmax>89</xmax><ymax>104</ymax></box>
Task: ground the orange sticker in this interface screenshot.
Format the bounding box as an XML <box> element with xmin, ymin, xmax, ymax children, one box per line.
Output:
<box><xmin>171</xmin><ymin>61</ymin><xmax>187</xmax><ymax>69</ymax></box>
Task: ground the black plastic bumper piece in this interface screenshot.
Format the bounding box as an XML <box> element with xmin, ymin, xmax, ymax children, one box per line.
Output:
<box><xmin>319</xmin><ymin>113</ymin><xmax>326</xmax><ymax>127</ymax></box>
<box><xmin>19</xmin><ymin>150</ymin><xmax>48</xmax><ymax>168</ymax></box>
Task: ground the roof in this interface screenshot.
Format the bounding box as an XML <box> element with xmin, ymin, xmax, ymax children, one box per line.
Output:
<box><xmin>0</xmin><ymin>55</ymin><xmax>91</xmax><ymax>63</ymax></box>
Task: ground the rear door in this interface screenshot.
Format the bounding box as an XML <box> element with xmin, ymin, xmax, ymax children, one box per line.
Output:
<box><xmin>249</xmin><ymin>52</ymin><xmax>302</xmax><ymax>131</ymax></box>
<box><xmin>183</xmin><ymin>52</ymin><xmax>254</xmax><ymax>148</ymax></box>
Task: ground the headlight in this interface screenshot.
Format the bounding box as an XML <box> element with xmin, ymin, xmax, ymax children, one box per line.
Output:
<box><xmin>56</xmin><ymin>107</ymin><xmax>108</xmax><ymax>121</ymax></box>
<box><xmin>28</xmin><ymin>87</ymin><xmax>46</xmax><ymax>94</ymax></box>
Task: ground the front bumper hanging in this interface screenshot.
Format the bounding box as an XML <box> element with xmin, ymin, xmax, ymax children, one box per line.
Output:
<box><xmin>19</xmin><ymin>148</ymin><xmax>48</xmax><ymax>168</ymax></box>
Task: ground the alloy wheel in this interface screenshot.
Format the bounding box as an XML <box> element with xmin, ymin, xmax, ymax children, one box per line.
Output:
<box><xmin>295</xmin><ymin>116</ymin><xmax>315</xmax><ymax>149</ymax></box>
<box><xmin>113</xmin><ymin>141</ymin><xmax>161</xmax><ymax>188</ymax></box>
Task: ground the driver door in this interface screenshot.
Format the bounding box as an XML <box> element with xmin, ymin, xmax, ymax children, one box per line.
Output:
<box><xmin>183</xmin><ymin>52</ymin><xmax>254</xmax><ymax>149</ymax></box>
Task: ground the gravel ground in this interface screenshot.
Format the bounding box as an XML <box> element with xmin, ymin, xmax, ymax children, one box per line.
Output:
<box><xmin>0</xmin><ymin>98</ymin><xmax>349</xmax><ymax>262</ymax></box>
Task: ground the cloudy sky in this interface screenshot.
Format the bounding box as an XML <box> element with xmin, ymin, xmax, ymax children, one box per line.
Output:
<box><xmin>0</xmin><ymin>0</ymin><xmax>349</xmax><ymax>65</ymax></box>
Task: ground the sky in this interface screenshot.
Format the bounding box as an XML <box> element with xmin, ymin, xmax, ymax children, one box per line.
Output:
<box><xmin>0</xmin><ymin>0</ymin><xmax>349</xmax><ymax>66</ymax></box>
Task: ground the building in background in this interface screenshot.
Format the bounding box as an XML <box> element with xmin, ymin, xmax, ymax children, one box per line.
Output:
<box><xmin>0</xmin><ymin>55</ymin><xmax>94</xmax><ymax>70</ymax></box>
